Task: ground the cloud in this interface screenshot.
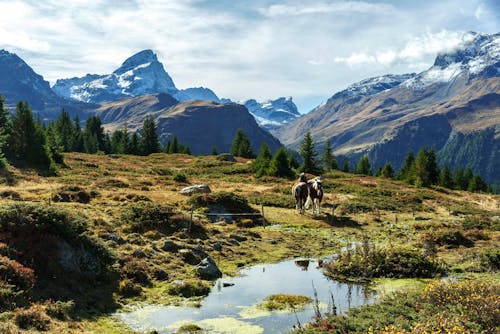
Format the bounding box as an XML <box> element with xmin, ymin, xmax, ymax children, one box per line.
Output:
<box><xmin>334</xmin><ymin>30</ymin><xmax>466</xmax><ymax>68</ymax></box>
<box><xmin>258</xmin><ymin>1</ymin><xmax>396</xmax><ymax>17</ymax></box>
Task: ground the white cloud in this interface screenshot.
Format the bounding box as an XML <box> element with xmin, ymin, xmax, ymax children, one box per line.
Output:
<box><xmin>258</xmin><ymin>1</ymin><xmax>396</xmax><ymax>17</ymax></box>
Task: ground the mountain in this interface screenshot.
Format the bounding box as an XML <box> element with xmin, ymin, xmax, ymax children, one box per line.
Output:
<box><xmin>0</xmin><ymin>49</ymin><xmax>93</xmax><ymax>118</ymax></box>
<box><xmin>243</xmin><ymin>97</ymin><xmax>300</xmax><ymax>131</ymax></box>
<box><xmin>275</xmin><ymin>31</ymin><xmax>500</xmax><ymax>183</ymax></box>
<box><xmin>97</xmin><ymin>94</ymin><xmax>282</xmax><ymax>155</ymax></box>
<box><xmin>174</xmin><ymin>87</ymin><xmax>221</xmax><ymax>102</ymax></box>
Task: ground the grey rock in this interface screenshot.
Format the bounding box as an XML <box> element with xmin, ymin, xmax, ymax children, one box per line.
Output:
<box><xmin>180</xmin><ymin>184</ymin><xmax>212</xmax><ymax>195</ymax></box>
<box><xmin>132</xmin><ymin>249</ymin><xmax>146</xmax><ymax>258</ymax></box>
<box><xmin>161</xmin><ymin>239</ymin><xmax>178</xmax><ymax>252</ymax></box>
<box><xmin>195</xmin><ymin>256</ymin><xmax>222</xmax><ymax>280</ymax></box>
<box><xmin>230</xmin><ymin>234</ymin><xmax>248</xmax><ymax>242</ymax></box>
<box><xmin>217</xmin><ymin>153</ymin><xmax>236</xmax><ymax>162</ymax></box>
<box><xmin>179</xmin><ymin>248</ymin><xmax>200</xmax><ymax>265</ymax></box>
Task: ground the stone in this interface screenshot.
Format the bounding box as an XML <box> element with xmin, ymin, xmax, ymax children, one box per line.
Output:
<box><xmin>161</xmin><ymin>239</ymin><xmax>178</xmax><ymax>252</ymax></box>
<box><xmin>230</xmin><ymin>234</ymin><xmax>247</xmax><ymax>242</ymax></box>
<box><xmin>195</xmin><ymin>256</ymin><xmax>222</xmax><ymax>280</ymax></box>
<box><xmin>216</xmin><ymin>153</ymin><xmax>236</xmax><ymax>162</ymax></box>
<box><xmin>179</xmin><ymin>249</ymin><xmax>200</xmax><ymax>265</ymax></box>
<box><xmin>180</xmin><ymin>184</ymin><xmax>212</xmax><ymax>195</ymax></box>
<box><xmin>154</xmin><ymin>268</ymin><xmax>169</xmax><ymax>281</ymax></box>
<box><xmin>132</xmin><ymin>249</ymin><xmax>146</xmax><ymax>258</ymax></box>
<box><xmin>213</xmin><ymin>241</ymin><xmax>223</xmax><ymax>251</ymax></box>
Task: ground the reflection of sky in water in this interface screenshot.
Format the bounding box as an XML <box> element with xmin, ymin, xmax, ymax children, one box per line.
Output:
<box><xmin>116</xmin><ymin>259</ymin><xmax>375</xmax><ymax>334</ymax></box>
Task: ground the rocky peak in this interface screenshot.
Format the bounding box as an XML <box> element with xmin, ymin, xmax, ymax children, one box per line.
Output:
<box><xmin>114</xmin><ymin>49</ymin><xmax>159</xmax><ymax>75</ymax></box>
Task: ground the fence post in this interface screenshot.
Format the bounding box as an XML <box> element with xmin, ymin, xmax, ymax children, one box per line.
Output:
<box><xmin>261</xmin><ymin>204</ymin><xmax>265</xmax><ymax>227</ymax></box>
<box><xmin>189</xmin><ymin>206</ymin><xmax>193</xmax><ymax>233</ymax></box>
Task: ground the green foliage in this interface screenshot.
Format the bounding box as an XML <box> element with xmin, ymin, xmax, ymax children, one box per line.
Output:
<box><xmin>230</xmin><ymin>129</ymin><xmax>254</xmax><ymax>158</ymax></box>
<box><xmin>269</xmin><ymin>146</ymin><xmax>294</xmax><ymax>178</ymax></box>
<box><xmin>172</xmin><ymin>172</ymin><xmax>188</xmax><ymax>183</ymax></box>
<box><xmin>110</xmin><ymin>128</ymin><xmax>128</xmax><ymax>154</ymax></box>
<box><xmin>167</xmin><ymin>279</ymin><xmax>211</xmax><ymax>298</ymax></box>
<box><xmin>0</xmin><ymin>255</ymin><xmax>36</xmax><ymax>292</ymax></box>
<box><xmin>438</xmin><ymin>164</ymin><xmax>453</xmax><ymax>188</ymax></box>
<box><xmin>188</xmin><ymin>192</ymin><xmax>255</xmax><ymax>213</ymax></box>
<box><xmin>299</xmin><ymin>131</ymin><xmax>321</xmax><ymax>174</ymax></box>
<box><xmin>288</xmin><ymin>151</ymin><xmax>300</xmax><ymax>169</ymax></box>
<box><xmin>398</xmin><ymin>151</ymin><xmax>415</xmax><ymax>181</ymax></box>
<box><xmin>0</xmin><ymin>95</ymin><xmax>10</xmax><ymax>167</ymax></box>
<box><xmin>55</xmin><ymin>109</ymin><xmax>74</xmax><ymax>152</ymax></box>
<box><xmin>325</xmin><ymin>244</ymin><xmax>445</xmax><ymax>280</ymax></box>
<box><xmin>341</xmin><ymin>159</ymin><xmax>350</xmax><ymax>173</ymax></box>
<box><xmin>140</xmin><ymin>116</ymin><xmax>160</xmax><ymax>155</ymax></box>
<box><xmin>478</xmin><ymin>248</ymin><xmax>500</xmax><ymax>271</ymax></box>
<box><xmin>15</xmin><ymin>304</ymin><xmax>51</xmax><ymax>331</ymax></box>
<box><xmin>128</xmin><ymin>132</ymin><xmax>140</xmax><ymax>155</ymax></box>
<box><xmin>322</xmin><ymin>139</ymin><xmax>338</xmax><ymax>170</ymax></box>
<box><xmin>259</xmin><ymin>294</ymin><xmax>312</xmax><ymax>311</ymax></box>
<box><xmin>412</xmin><ymin>147</ymin><xmax>439</xmax><ymax>187</ymax></box>
<box><xmin>468</xmin><ymin>174</ymin><xmax>487</xmax><ymax>192</ymax></box>
<box><xmin>44</xmin><ymin>300</ymin><xmax>74</xmax><ymax>320</ymax></box>
<box><xmin>380</xmin><ymin>162</ymin><xmax>394</xmax><ymax>178</ymax></box>
<box><xmin>355</xmin><ymin>154</ymin><xmax>372</xmax><ymax>175</ymax></box>
<box><xmin>252</xmin><ymin>142</ymin><xmax>272</xmax><ymax>177</ymax></box>
<box><xmin>120</xmin><ymin>202</ymin><xmax>175</xmax><ymax>232</ymax></box>
<box><xmin>431</xmin><ymin>229</ymin><xmax>474</xmax><ymax>248</ymax></box>
<box><xmin>83</xmin><ymin>116</ymin><xmax>106</xmax><ymax>154</ymax></box>
<box><xmin>211</xmin><ymin>146</ymin><xmax>218</xmax><ymax>155</ymax></box>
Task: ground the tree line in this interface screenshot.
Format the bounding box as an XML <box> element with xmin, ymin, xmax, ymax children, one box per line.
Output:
<box><xmin>0</xmin><ymin>97</ymin><xmax>191</xmax><ymax>173</ymax></box>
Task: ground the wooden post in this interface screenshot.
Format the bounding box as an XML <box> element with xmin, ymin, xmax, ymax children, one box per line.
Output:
<box><xmin>261</xmin><ymin>204</ymin><xmax>265</xmax><ymax>227</ymax></box>
<box><xmin>189</xmin><ymin>206</ymin><xmax>193</xmax><ymax>233</ymax></box>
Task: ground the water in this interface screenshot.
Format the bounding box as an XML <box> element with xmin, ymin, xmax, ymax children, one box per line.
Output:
<box><xmin>116</xmin><ymin>258</ymin><xmax>375</xmax><ymax>334</ymax></box>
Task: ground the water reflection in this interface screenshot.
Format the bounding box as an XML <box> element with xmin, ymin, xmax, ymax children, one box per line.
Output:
<box><xmin>116</xmin><ymin>258</ymin><xmax>375</xmax><ymax>334</ymax></box>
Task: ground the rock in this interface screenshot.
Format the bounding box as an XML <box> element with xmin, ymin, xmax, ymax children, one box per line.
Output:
<box><xmin>216</xmin><ymin>153</ymin><xmax>236</xmax><ymax>162</ymax></box>
<box><xmin>179</xmin><ymin>249</ymin><xmax>200</xmax><ymax>265</ymax></box>
<box><xmin>154</xmin><ymin>268</ymin><xmax>169</xmax><ymax>281</ymax></box>
<box><xmin>180</xmin><ymin>184</ymin><xmax>212</xmax><ymax>195</ymax></box>
<box><xmin>195</xmin><ymin>256</ymin><xmax>222</xmax><ymax>280</ymax></box>
<box><xmin>222</xmin><ymin>282</ymin><xmax>235</xmax><ymax>287</ymax></box>
<box><xmin>414</xmin><ymin>216</ymin><xmax>430</xmax><ymax>221</ymax></box>
<box><xmin>213</xmin><ymin>241</ymin><xmax>222</xmax><ymax>251</ymax></box>
<box><xmin>449</xmin><ymin>211</ymin><xmax>459</xmax><ymax>216</ymax></box>
<box><xmin>132</xmin><ymin>249</ymin><xmax>147</xmax><ymax>258</ymax></box>
<box><xmin>100</xmin><ymin>232</ymin><xmax>123</xmax><ymax>244</ymax></box>
<box><xmin>161</xmin><ymin>239</ymin><xmax>178</xmax><ymax>252</ymax></box>
<box><xmin>230</xmin><ymin>234</ymin><xmax>247</xmax><ymax>242</ymax></box>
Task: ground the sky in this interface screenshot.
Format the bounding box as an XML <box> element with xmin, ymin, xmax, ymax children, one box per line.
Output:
<box><xmin>0</xmin><ymin>0</ymin><xmax>499</xmax><ymax>113</ymax></box>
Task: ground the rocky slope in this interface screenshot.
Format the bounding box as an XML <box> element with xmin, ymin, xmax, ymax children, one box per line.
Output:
<box><xmin>275</xmin><ymin>31</ymin><xmax>500</xmax><ymax>183</ymax></box>
<box><xmin>243</xmin><ymin>97</ymin><xmax>300</xmax><ymax>131</ymax></box>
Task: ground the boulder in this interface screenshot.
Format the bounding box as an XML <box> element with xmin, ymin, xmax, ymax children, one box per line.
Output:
<box><xmin>216</xmin><ymin>153</ymin><xmax>236</xmax><ymax>162</ymax></box>
<box><xmin>180</xmin><ymin>184</ymin><xmax>212</xmax><ymax>195</ymax></box>
<box><xmin>195</xmin><ymin>256</ymin><xmax>222</xmax><ymax>280</ymax></box>
<box><xmin>161</xmin><ymin>239</ymin><xmax>179</xmax><ymax>252</ymax></box>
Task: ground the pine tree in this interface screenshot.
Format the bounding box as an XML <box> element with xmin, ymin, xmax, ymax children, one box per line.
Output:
<box><xmin>0</xmin><ymin>95</ymin><xmax>10</xmax><ymax>167</ymax></box>
<box><xmin>322</xmin><ymin>139</ymin><xmax>338</xmax><ymax>170</ymax></box>
<box><xmin>111</xmin><ymin>129</ymin><xmax>128</xmax><ymax>154</ymax></box>
<box><xmin>140</xmin><ymin>116</ymin><xmax>160</xmax><ymax>155</ymax></box>
<box><xmin>128</xmin><ymin>132</ymin><xmax>140</xmax><ymax>155</ymax></box>
<box><xmin>71</xmin><ymin>115</ymin><xmax>84</xmax><ymax>152</ymax></box>
<box><xmin>252</xmin><ymin>142</ymin><xmax>272</xmax><ymax>177</ymax></box>
<box><xmin>269</xmin><ymin>146</ymin><xmax>294</xmax><ymax>178</ymax></box>
<box><xmin>46</xmin><ymin>122</ymin><xmax>64</xmax><ymax>164</ymax></box>
<box><xmin>299</xmin><ymin>131</ymin><xmax>321</xmax><ymax>174</ymax></box>
<box><xmin>439</xmin><ymin>164</ymin><xmax>453</xmax><ymax>189</ymax></box>
<box><xmin>454</xmin><ymin>168</ymin><xmax>467</xmax><ymax>190</ymax></box>
<box><xmin>211</xmin><ymin>146</ymin><xmax>218</xmax><ymax>155</ymax></box>
<box><xmin>355</xmin><ymin>154</ymin><xmax>372</xmax><ymax>175</ymax></box>
<box><xmin>171</xmin><ymin>135</ymin><xmax>179</xmax><ymax>153</ymax></box>
<box><xmin>399</xmin><ymin>151</ymin><xmax>415</xmax><ymax>181</ymax></box>
<box><xmin>380</xmin><ymin>162</ymin><xmax>395</xmax><ymax>178</ymax></box>
<box><xmin>342</xmin><ymin>159</ymin><xmax>350</xmax><ymax>173</ymax></box>
<box><xmin>8</xmin><ymin>102</ymin><xmax>53</xmax><ymax>171</ymax></box>
<box><xmin>230</xmin><ymin>129</ymin><xmax>254</xmax><ymax>158</ymax></box>
<box><xmin>55</xmin><ymin>109</ymin><xmax>73</xmax><ymax>151</ymax></box>
<box><xmin>288</xmin><ymin>151</ymin><xmax>299</xmax><ymax>169</ymax></box>
<box><xmin>413</xmin><ymin>147</ymin><xmax>439</xmax><ymax>187</ymax></box>
<box><xmin>468</xmin><ymin>174</ymin><xmax>487</xmax><ymax>193</ymax></box>
<box><xmin>83</xmin><ymin>116</ymin><xmax>105</xmax><ymax>153</ymax></box>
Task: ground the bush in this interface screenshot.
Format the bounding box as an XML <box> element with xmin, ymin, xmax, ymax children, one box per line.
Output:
<box><xmin>172</xmin><ymin>173</ymin><xmax>188</xmax><ymax>183</ymax></box>
<box><xmin>44</xmin><ymin>300</ymin><xmax>74</xmax><ymax>320</ymax></box>
<box><xmin>15</xmin><ymin>304</ymin><xmax>51</xmax><ymax>331</ymax></box>
<box><xmin>167</xmin><ymin>279</ymin><xmax>211</xmax><ymax>298</ymax></box>
<box><xmin>325</xmin><ymin>245</ymin><xmax>445</xmax><ymax>280</ymax></box>
<box><xmin>0</xmin><ymin>282</ymin><xmax>24</xmax><ymax>311</ymax></box>
<box><xmin>121</xmin><ymin>202</ymin><xmax>175</xmax><ymax>232</ymax></box>
<box><xmin>259</xmin><ymin>294</ymin><xmax>312</xmax><ymax>311</ymax></box>
<box><xmin>52</xmin><ymin>185</ymin><xmax>93</xmax><ymax>203</ymax></box>
<box><xmin>118</xmin><ymin>279</ymin><xmax>142</xmax><ymax>297</ymax></box>
<box><xmin>0</xmin><ymin>256</ymin><xmax>36</xmax><ymax>292</ymax></box>
<box><xmin>478</xmin><ymin>248</ymin><xmax>500</xmax><ymax>271</ymax></box>
<box><xmin>188</xmin><ymin>191</ymin><xmax>255</xmax><ymax>213</ymax></box>
<box><xmin>122</xmin><ymin>258</ymin><xmax>150</xmax><ymax>284</ymax></box>
<box><xmin>433</xmin><ymin>229</ymin><xmax>474</xmax><ymax>248</ymax></box>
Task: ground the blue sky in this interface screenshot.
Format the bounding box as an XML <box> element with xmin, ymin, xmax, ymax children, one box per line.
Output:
<box><xmin>0</xmin><ymin>0</ymin><xmax>498</xmax><ymax>112</ymax></box>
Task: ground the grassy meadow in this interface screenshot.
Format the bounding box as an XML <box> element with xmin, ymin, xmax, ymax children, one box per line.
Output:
<box><xmin>0</xmin><ymin>152</ymin><xmax>498</xmax><ymax>333</ymax></box>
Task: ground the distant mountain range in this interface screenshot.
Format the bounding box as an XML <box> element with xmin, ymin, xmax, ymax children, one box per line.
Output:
<box><xmin>0</xmin><ymin>31</ymin><xmax>498</xmax><ymax>182</ymax></box>
<box><xmin>274</xmin><ymin>31</ymin><xmax>499</xmax><ymax>183</ymax></box>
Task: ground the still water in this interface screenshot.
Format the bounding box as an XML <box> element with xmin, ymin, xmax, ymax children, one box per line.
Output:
<box><xmin>116</xmin><ymin>258</ymin><xmax>375</xmax><ymax>334</ymax></box>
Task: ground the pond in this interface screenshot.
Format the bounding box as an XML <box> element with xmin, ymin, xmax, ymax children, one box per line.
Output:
<box><xmin>116</xmin><ymin>258</ymin><xmax>375</xmax><ymax>334</ymax></box>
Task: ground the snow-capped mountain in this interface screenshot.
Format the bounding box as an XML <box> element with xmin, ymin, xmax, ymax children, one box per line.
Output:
<box><xmin>276</xmin><ymin>31</ymin><xmax>500</xmax><ymax>183</ymax></box>
<box><xmin>243</xmin><ymin>97</ymin><xmax>300</xmax><ymax>130</ymax></box>
<box><xmin>53</xmin><ymin>50</ymin><xmax>178</xmax><ymax>103</ymax></box>
<box><xmin>404</xmin><ymin>31</ymin><xmax>499</xmax><ymax>88</ymax></box>
<box><xmin>174</xmin><ymin>87</ymin><xmax>221</xmax><ymax>102</ymax></box>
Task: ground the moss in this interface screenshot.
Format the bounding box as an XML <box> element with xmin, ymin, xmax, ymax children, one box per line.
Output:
<box><xmin>258</xmin><ymin>294</ymin><xmax>312</xmax><ymax>311</ymax></box>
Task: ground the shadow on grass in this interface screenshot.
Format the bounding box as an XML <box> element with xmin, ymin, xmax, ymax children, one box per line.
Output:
<box><xmin>0</xmin><ymin>167</ymin><xmax>17</xmax><ymax>185</ymax></box>
<box><xmin>314</xmin><ymin>213</ymin><xmax>362</xmax><ymax>228</ymax></box>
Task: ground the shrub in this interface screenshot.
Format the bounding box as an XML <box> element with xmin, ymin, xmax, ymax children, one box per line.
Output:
<box><xmin>478</xmin><ymin>248</ymin><xmax>500</xmax><ymax>271</ymax></box>
<box><xmin>433</xmin><ymin>229</ymin><xmax>474</xmax><ymax>248</ymax></box>
<box><xmin>122</xmin><ymin>258</ymin><xmax>150</xmax><ymax>284</ymax></box>
<box><xmin>188</xmin><ymin>192</ymin><xmax>255</xmax><ymax>213</ymax></box>
<box><xmin>121</xmin><ymin>202</ymin><xmax>175</xmax><ymax>232</ymax></box>
<box><xmin>177</xmin><ymin>323</ymin><xmax>203</xmax><ymax>333</ymax></box>
<box><xmin>325</xmin><ymin>245</ymin><xmax>445</xmax><ymax>280</ymax></box>
<box><xmin>259</xmin><ymin>294</ymin><xmax>312</xmax><ymax>311</ymax></box>
<box><xmin>118</xmin><ymin>279</ymin><xmax>142</xmax><ymax>297</ymax></box>
<box><xmin>52</xmin><ymin>186</ymin><xmax>93</xmax><ymax>203</ymax></box>
<box><xmin>0</xmin><ymin>255</ymin><xmax>35</xmax><ymax>292</ymax></box>
<box><xmin>0</xmin><ymin>282</ymin><xmax>24</xmax><ymax>311</ymax></box>
<box><xmin>15</xmin><ymin>304</ymin><xmax>51</xmax><ymax>331</ymax></box>
<box><xmin>173</xmin><ymin>172</ymin><xmax>188</xmax><ymax>183</ymax></box>
<box><xmin>167</xmin><ymin>279</ymin><xmax>211</xmax><ymax>298</ymax></box>
<box><xmin>44</xmin><ymin>300</ymin><xmax>74</xmax><ymax>320</ymax></box>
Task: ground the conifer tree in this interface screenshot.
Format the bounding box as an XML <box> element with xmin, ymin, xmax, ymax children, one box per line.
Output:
<box><xmin>439</xmin><ymin>164</ymin><xmax>453</xmax><ymax>189</ymax></box>
<box><xmin>342</xmin><ymin>159</ymin><xmax>350</xmax><ymax>173</ymax></box>
<box><xmin>299</xmin><ymin>131</ymin><xmax>321</xmax><ymax>174</ymax></box>
<box><xmin>211</xmin><ymin>146</ymin><xmax>218</xmax><ymax>155</ymax></box>
<box><xmin>269</xmin><ymin>146</ymin><xmax>294</xmax><ymax>178</ymax></box>
<box><xmin>468</xmin><ymin>174</ymin><xmax>487</xmax><ymax>193</ymax></box>
<box><xmin>0</xmin><ymin>95</ymin><xmax>10</xmax><ymax>167</ymax></box>
<box><xmin>71</xmin><ymin>115</ymin><xmax>84</xmax><ymax>152</ymax></box>
<box><xmin>252</xmin><ymin>142</ymin><xmax>272</xmax><ymax>177</ymax></box>
<box><xmin>140</xmin><ymin>116</ymin><xmax>160</xmax><ymax>155</ymax></box>
<box><xmin>355</xmin><ymin>154</ymin><xmax>372</xmax><ymax>175</ymax></box>
<box><xmin>83</xmin><ymin>116</ymin><xmax>105</xmax><ymax>153</ymax></box>
<box><xmin>413</xmin><ymin>147</ymin><xmax>439</xmax><ymax>187</ymax></box>
<box><xmin>111</xmin><ymin>129</ymin><xmax>128</xmax><ymax>154</ymax></box>
<box><xmin>399</xmin><ymin>151</ymin><xmax>415</xmax><ymax>181</ymax></box>
<box><xmin>380</xmin><ymin>162</ymin><xmax>395</xmax><ymax>178</ymax></box>
<box><xmin>46</xmin><ymin>122</ymin><xmax>64</xmax><ymax>164</ymax></box>
<box><xmin>170</xmin><ymin>135</ymin><xmax>179</xmax><ymax>153</ymax></box>
<box><xmin>322</xmin><ymin>139</ymin><xmax>338</xmax><ymax>170</ymax></box>
<box><xmin>230</xmin><ymin>129</ymin><xmax>254</xmax><ymax>158</ymax></box>
<box><xmin>55</xmin><ymin>109</ymin><xmax>73</xmax><ymax>151</ymax></box>
<box><xmin>288</xmin><ymin>151</ymin><xmax>299</xmax><ymax>169</ymax></box>
<box><xmin>128</xmin><ymin>132</ymin><xmax>140</xmax><ymax>155</ymax></box>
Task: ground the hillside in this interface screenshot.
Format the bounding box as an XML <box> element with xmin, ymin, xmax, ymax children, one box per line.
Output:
<box><xmin>275</xmin><ymin>32</ymin><xmax>500</xmax><ymax>183</ymax></box>
<box><xmin>0</xmin><ymin>152</ymin><xmax>498</xmax><ymax>333</ymax></box>
<box><xmin>98</xmin><ymin>95</ymin><xmax>283</xmax><ymax>154</ymax></box>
